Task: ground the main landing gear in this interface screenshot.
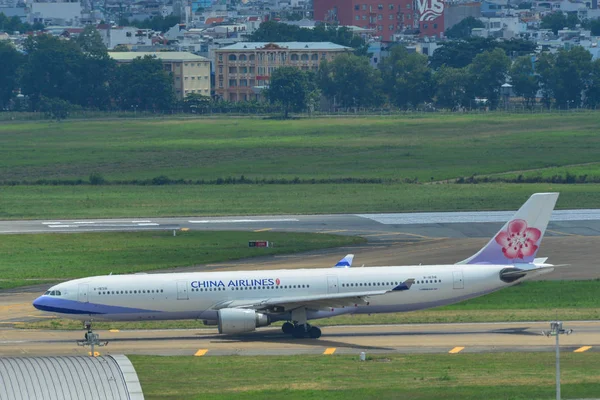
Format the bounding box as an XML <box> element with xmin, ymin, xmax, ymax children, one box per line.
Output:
<box><xmin>281</xmin><ymin>308</ymin><xmax>322</xmax><ymax>339</ymax></box>
<box><xmin>281</xmin><ymin>322</ymin><xmax>322</xmax><ymax>338</ymax></box>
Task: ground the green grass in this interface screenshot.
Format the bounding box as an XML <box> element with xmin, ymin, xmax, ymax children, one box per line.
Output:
<box><xmin>129</xmin><ymin>353</ymin><xmax>600</xmax><ymax>400</ymax></box>
<box><xmin>0</xmin><ymin>231</ymin><xmax>364</xmax><ymax>290</ymax></box>
<box><xmin>21</xmin><ymin>281</ymin><xmax>600</xmax><ymax>330</ymax></box>
<box><xmin>2</xmin><ymin>113</ymin><xmax>600</xmax><ymax>183</ymax></box>
<box><xmin>486</xmin><ymin>162</ymin><xmax>600</xmax><ymax>182</ymax></box>
<box><xmin>2</xmin><ymin>183</ymin><xmax>600</xmax><ymax>220</ymax></box>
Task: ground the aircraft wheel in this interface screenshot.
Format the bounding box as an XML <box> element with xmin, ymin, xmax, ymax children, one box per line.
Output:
<box><xmin>308</xmin><ymin>326</ymin><xmax>322</xmax><ymax>339</ymax></box>
<box><xmin>282</xmin><ymin>322</ymin><xmax>294</xmax><ymax>334</ymax></box>
<box><xmin>292</xmin><ymin>324</ymin><xmax>307</xmax><ymax>339</ymax></box>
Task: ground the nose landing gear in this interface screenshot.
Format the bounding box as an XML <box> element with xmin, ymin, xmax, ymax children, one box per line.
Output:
<box><xmin>77</xmin><ymin>321</ymin><xmax>108</xmax><ymax>356</ymax></box>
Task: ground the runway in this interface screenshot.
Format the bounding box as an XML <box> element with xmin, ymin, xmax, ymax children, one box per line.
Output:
<box><xmin>1</xmin><ymin>209</ymin><xmax>600</xmax><ymax>358</ymax></box>
<box><xmin>0</xmin><ymin>322</ymin><xmax>597</xmax><ymax>357</ymax></box>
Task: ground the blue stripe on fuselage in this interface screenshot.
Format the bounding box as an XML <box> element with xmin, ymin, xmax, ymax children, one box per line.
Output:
<box><xmin>32</xmin><ymin>296</ymin><xmax>161</xmax><ymax>315</ymax></box>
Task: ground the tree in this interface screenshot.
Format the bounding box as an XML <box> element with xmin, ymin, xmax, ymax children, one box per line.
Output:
<box><xmin>265</xmin><ymin>67</ymin><xmax>317</xmax><ymax>118</ymax></box>
<box><xmin>380</xmin><ymin>46</ymin><xmax>433</xmax><ymax>108</ymax></box>
<box><xmin>20</xmin><ymin>34</ymin><xmax>86</xmax><ymax>110</ymax></box>
<box><xmin>430</xmin><ymin>37</ymin><xmax>536</xmax><ymax>70</ymax></box>
<box><xmin>126</xmin><ymin>15</ymin><xmax>181</xmax><ymax>33</ymax></box>
<box><xmin>111</xmin><ymin>55</ymin><xmax>174</xmax><ymax>111</ymax></box>
<box><xmin>536</xmin><ymin>52</ymin><xmax>557</xmax><ymax>108</ymax></box>
<box><xmin>0</xmin><ymin>12</ymin><xmax>44</xmax><ymax>33</ymax></box>
<box><xmin>39</xmin><ymin>96</ymin><xmax>78</xmax><ymax>120</ymax></box>
<box><xmin>540</xmin><ymin>12</ymin><xmax>578</xmax><ymax>35</ymax></box>
<box><xmin>429</xmin><ymin>37</ymin><xmax>497</xmax><ymax>69</ymax></box>
<box><xmin>76</xmin><ymin>26</ymin><xmax>115</xmax><ymax>109</ymax></box>
<box><xmin>467</xmin><ymin>48</ymin><xmax>511</xmax><ymax>109</ymax></box>
<box><xmin>552</xmin><ymin>47</ymin><xmax>592</xmax><ymax>108</ymax></box>
<box><xmin>590</xmin><ymin>19</ymin><xmax>600</xmax><ymax>36</ymax></box>
<box><xmin>433</xmin><ymin>66</ymin><xmax>470</xmax><ymax>109</ymax></box>
<box><xmin>318</xmin><ymin>54</ymin><xmax>384</xmax><ymax>109</ymax></box>
<box><xmin>180</xmin><ymin>93</ymin><xmax>212</xmax><ymax>113</ymax></box>
<box><xmin>445</xmin><ymin>17</ymin><xmax>485</xmax><ymax>39</ymax></box>
<box><xmin>510</xmin><ymin>55</ymin><xmax>539</xmax><ymax>107</ymax></box>
<box><xmin>0</xmin><ymin>41</ymin><xmax>24</xmax><ymax>110</ymax></box>
<box><xmin>585</xmin><ymin>59</ymin><xmax>600</xmax><ymax>108</ymax></box>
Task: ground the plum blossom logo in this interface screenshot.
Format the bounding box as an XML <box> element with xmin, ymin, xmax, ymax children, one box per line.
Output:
<box><xmin>275</xmin><ymin>278</ymin><xmax>281</xmax><ymax>285</ymax></box>
<box><xmin>495</xmin><ymin>219</ymin><xmax>541</xmax><ymax>259</ymax></box>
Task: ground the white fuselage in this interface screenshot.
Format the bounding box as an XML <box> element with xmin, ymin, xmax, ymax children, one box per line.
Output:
<box><xmin>34</xmin><ymin>264</ymin><xmax>551</xmax><ymax>323</ymax></box>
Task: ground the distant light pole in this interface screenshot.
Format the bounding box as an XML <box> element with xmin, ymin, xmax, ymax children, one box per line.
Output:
<box><xmin>542</xmin><ymin>321</ymin><xmax>573</xmax><ymax>400</ymax></box>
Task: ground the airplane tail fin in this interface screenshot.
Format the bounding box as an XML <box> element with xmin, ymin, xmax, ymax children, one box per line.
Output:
<box><xmin>334</xmin><ymin>254</ymin><xmax>354</xmax><ymax>268</ymax></box>
<box><xmin>457</xmin><ymin>193</ymin><xmax>559</xmax><ymax>265</ymax></box>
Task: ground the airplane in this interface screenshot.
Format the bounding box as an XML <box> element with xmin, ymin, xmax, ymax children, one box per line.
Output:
<box><xmin>33</xmin><ymin>192</ymin><xmax>559</xmax><ymax>340</ymax></box>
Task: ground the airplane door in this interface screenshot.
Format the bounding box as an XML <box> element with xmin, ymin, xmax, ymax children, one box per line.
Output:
<box><xmin>327</xmin><ymin>276</ymin><xmax>339</xmax><ymax>294</ymax></box>
<box><xmin>176</xmin><ymin>281</ymin><xmax>189</xmax><ymax>300</ymax></box>
<box><xmin>453</xmin><ymin>271</ymin><xmax>464</xmax><ymax>290</ymax></box>
<box><xmin>78</xmin><ymin>284</ymin><xmax>89</xmax><ymax>303</ymax></box>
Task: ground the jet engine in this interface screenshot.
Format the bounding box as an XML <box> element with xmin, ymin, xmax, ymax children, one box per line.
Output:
<box><xmin>217</xmin><ymin>308</ymin><xmax>270</xmax><ymax>334</ymax></box>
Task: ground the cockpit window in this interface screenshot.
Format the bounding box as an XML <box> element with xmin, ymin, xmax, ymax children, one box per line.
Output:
<box><xmin>55</xmin><ymin>291</ymin><xmax>61</xmax><ymax>296</ymax></box>
<box><xmin>50</xmin><ymin>291</ymin><xmax>56</xmax><ymax>296</ymax></box>
<box><xmin>44</xmin><ymin>291</ymin><xmax>50</xmax><ymax>295</ymax></box>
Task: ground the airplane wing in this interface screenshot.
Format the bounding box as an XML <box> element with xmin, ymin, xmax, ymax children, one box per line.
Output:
<box><xmin>212</xmin><ymin>279</ymin><xmax>415</xmax><ymax>312</ymax></box>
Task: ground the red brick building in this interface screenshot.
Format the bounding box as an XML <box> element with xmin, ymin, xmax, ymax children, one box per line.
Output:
<box><xmin>314</xmin><ymin>0</ymin><xmax>445</xmax><ymax>40</ymax></box>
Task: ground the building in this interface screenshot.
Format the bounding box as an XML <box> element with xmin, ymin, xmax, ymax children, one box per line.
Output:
<box><xmin>29</xmin><ymin>0</ymin><xmax>82</xmax><ymax>25</ymax></box>
<box><xmin>444</xmin><ymin>2</ymin><xmax>481</xmax><ymax>31</ymax></box>
<box><xmin>108</xmin><ymin>52</ymin><xmax>211</xmax><ymax>100</ymax></box>
<box><xmin>313</xmin><ymin>0</ymin><xmax>445</xmax><ymax>40</ymax></box>
<box><xmin>214</xmin><ymin>41</ymin><xmax>351</xmax><ymax>102</ymax></box>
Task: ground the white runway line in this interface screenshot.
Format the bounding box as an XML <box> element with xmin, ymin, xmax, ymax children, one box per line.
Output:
<box><xmin>357</xmin><ymin>210</ymin><xmax>600</xmax><ymax>225</ymax></box>
<box><xmin>189</xmin><ymin>218</ymin><xmax>299</xmax><ymax>224</ymax></box>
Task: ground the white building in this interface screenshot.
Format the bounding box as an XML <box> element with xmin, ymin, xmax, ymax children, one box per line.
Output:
<box><xmin>30</xmin><ymin>0</ymin><xmax>82</xmax><ymax>25</ymax></box>
<box><xmin>97</xmin><ymin>25</ymin><xmax>154</xmax><ymax>49</ymax></box>
<box><xmin>108</xmin><ymin>52</ymin><xmax>211</xmax><ymax>100</ymax></box>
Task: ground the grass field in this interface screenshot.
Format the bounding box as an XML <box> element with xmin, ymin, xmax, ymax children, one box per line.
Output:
<box><xmin>129</xmin><ymin>353</ymin><xmax>600</xmax><ymax>400</ymax></box>
<box><xmin>0</xmin><ymin>231</ymin><xmax>364</xmax><ymax>290</ymax></box>
<box><xmin>22</xmin><ymin>280</ymin><xmax>600</xmax><ymax>330</ymax></box>
<box><xmin>2</xmin><ymin>113</ymin><xmax>600</xmax><ymax>183</ymax></box>
<box><xmin>2</xmin><ymin>183</ymin><xmax>600</xmax><ymax>220</ymax></box>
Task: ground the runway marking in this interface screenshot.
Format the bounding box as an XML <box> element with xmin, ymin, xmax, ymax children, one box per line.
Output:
<box><xmin>323</xmin><ymin>348</ymin><xmax>337</xmax><ymax>355</ymax></box>
<box><xmin>181</xmin><ymin>228</ymin><xmax>190</xmax><ymax>232</ymax></box>
<box><xmin>547</xmin><ymin>229</ymin><xmax>579</xmax><ymax>237</ymax></box>
<box><xmin>0</xmin><ymin>303</ymin><xmax>29</xmax><ymax>309</ymax></box>
<box><xmin>109</xmin><ymin>329</ymin><xmax>120</xmax><ymax>333</ymax></box>
<box><xmin>194</xmin><ymin>349</ymin><xmax>209</xmax><ymax>357</ymax></box>
<box><xmin>254</xmin><ymin>228</ymin><xmax>272</xmax><ymax>232</ymax></box>
<box><xmin>137</xmin><ymin>223</ymin><xmax>159</xmax><ymax>226</ymax></box>
<box><xmin>188</xmin><ymin>219</ymin><xmax>299</xmax><ymax>224</ymax></box>
<box><xmin>319</xmin><ymin>230</ymin><xmax>348</xmax><ymax>234</ymax></box>
<box><xmin>574</xmin><ymin>346</ymin><xmax>592</xmax><ymax>353</ymax></box>
<box><xmin>449</xmin><ymin>347</ymin><xmax>465</xmax><ymax>354</ymax></box>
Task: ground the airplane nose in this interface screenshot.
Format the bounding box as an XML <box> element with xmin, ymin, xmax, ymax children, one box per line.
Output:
<box><xmin>32</xmin><ymin>296</ymin><xmax>45</xmax><ymax>311</ymax></box>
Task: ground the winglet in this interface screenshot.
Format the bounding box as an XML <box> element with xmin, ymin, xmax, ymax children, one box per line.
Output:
<box><xmin>392</xmin><ymin>278</ymin><xmax>415</xmax><ymax>291</ymax></box>
<box><xmin>334</xmin><ymin>254</ymin><xmax>354</xmax><ymax>268</ymax></box>
<box><xmin>458</xmin><ymin>193</ymin><xmax>559</xmax><ymax>265</ymax></box>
